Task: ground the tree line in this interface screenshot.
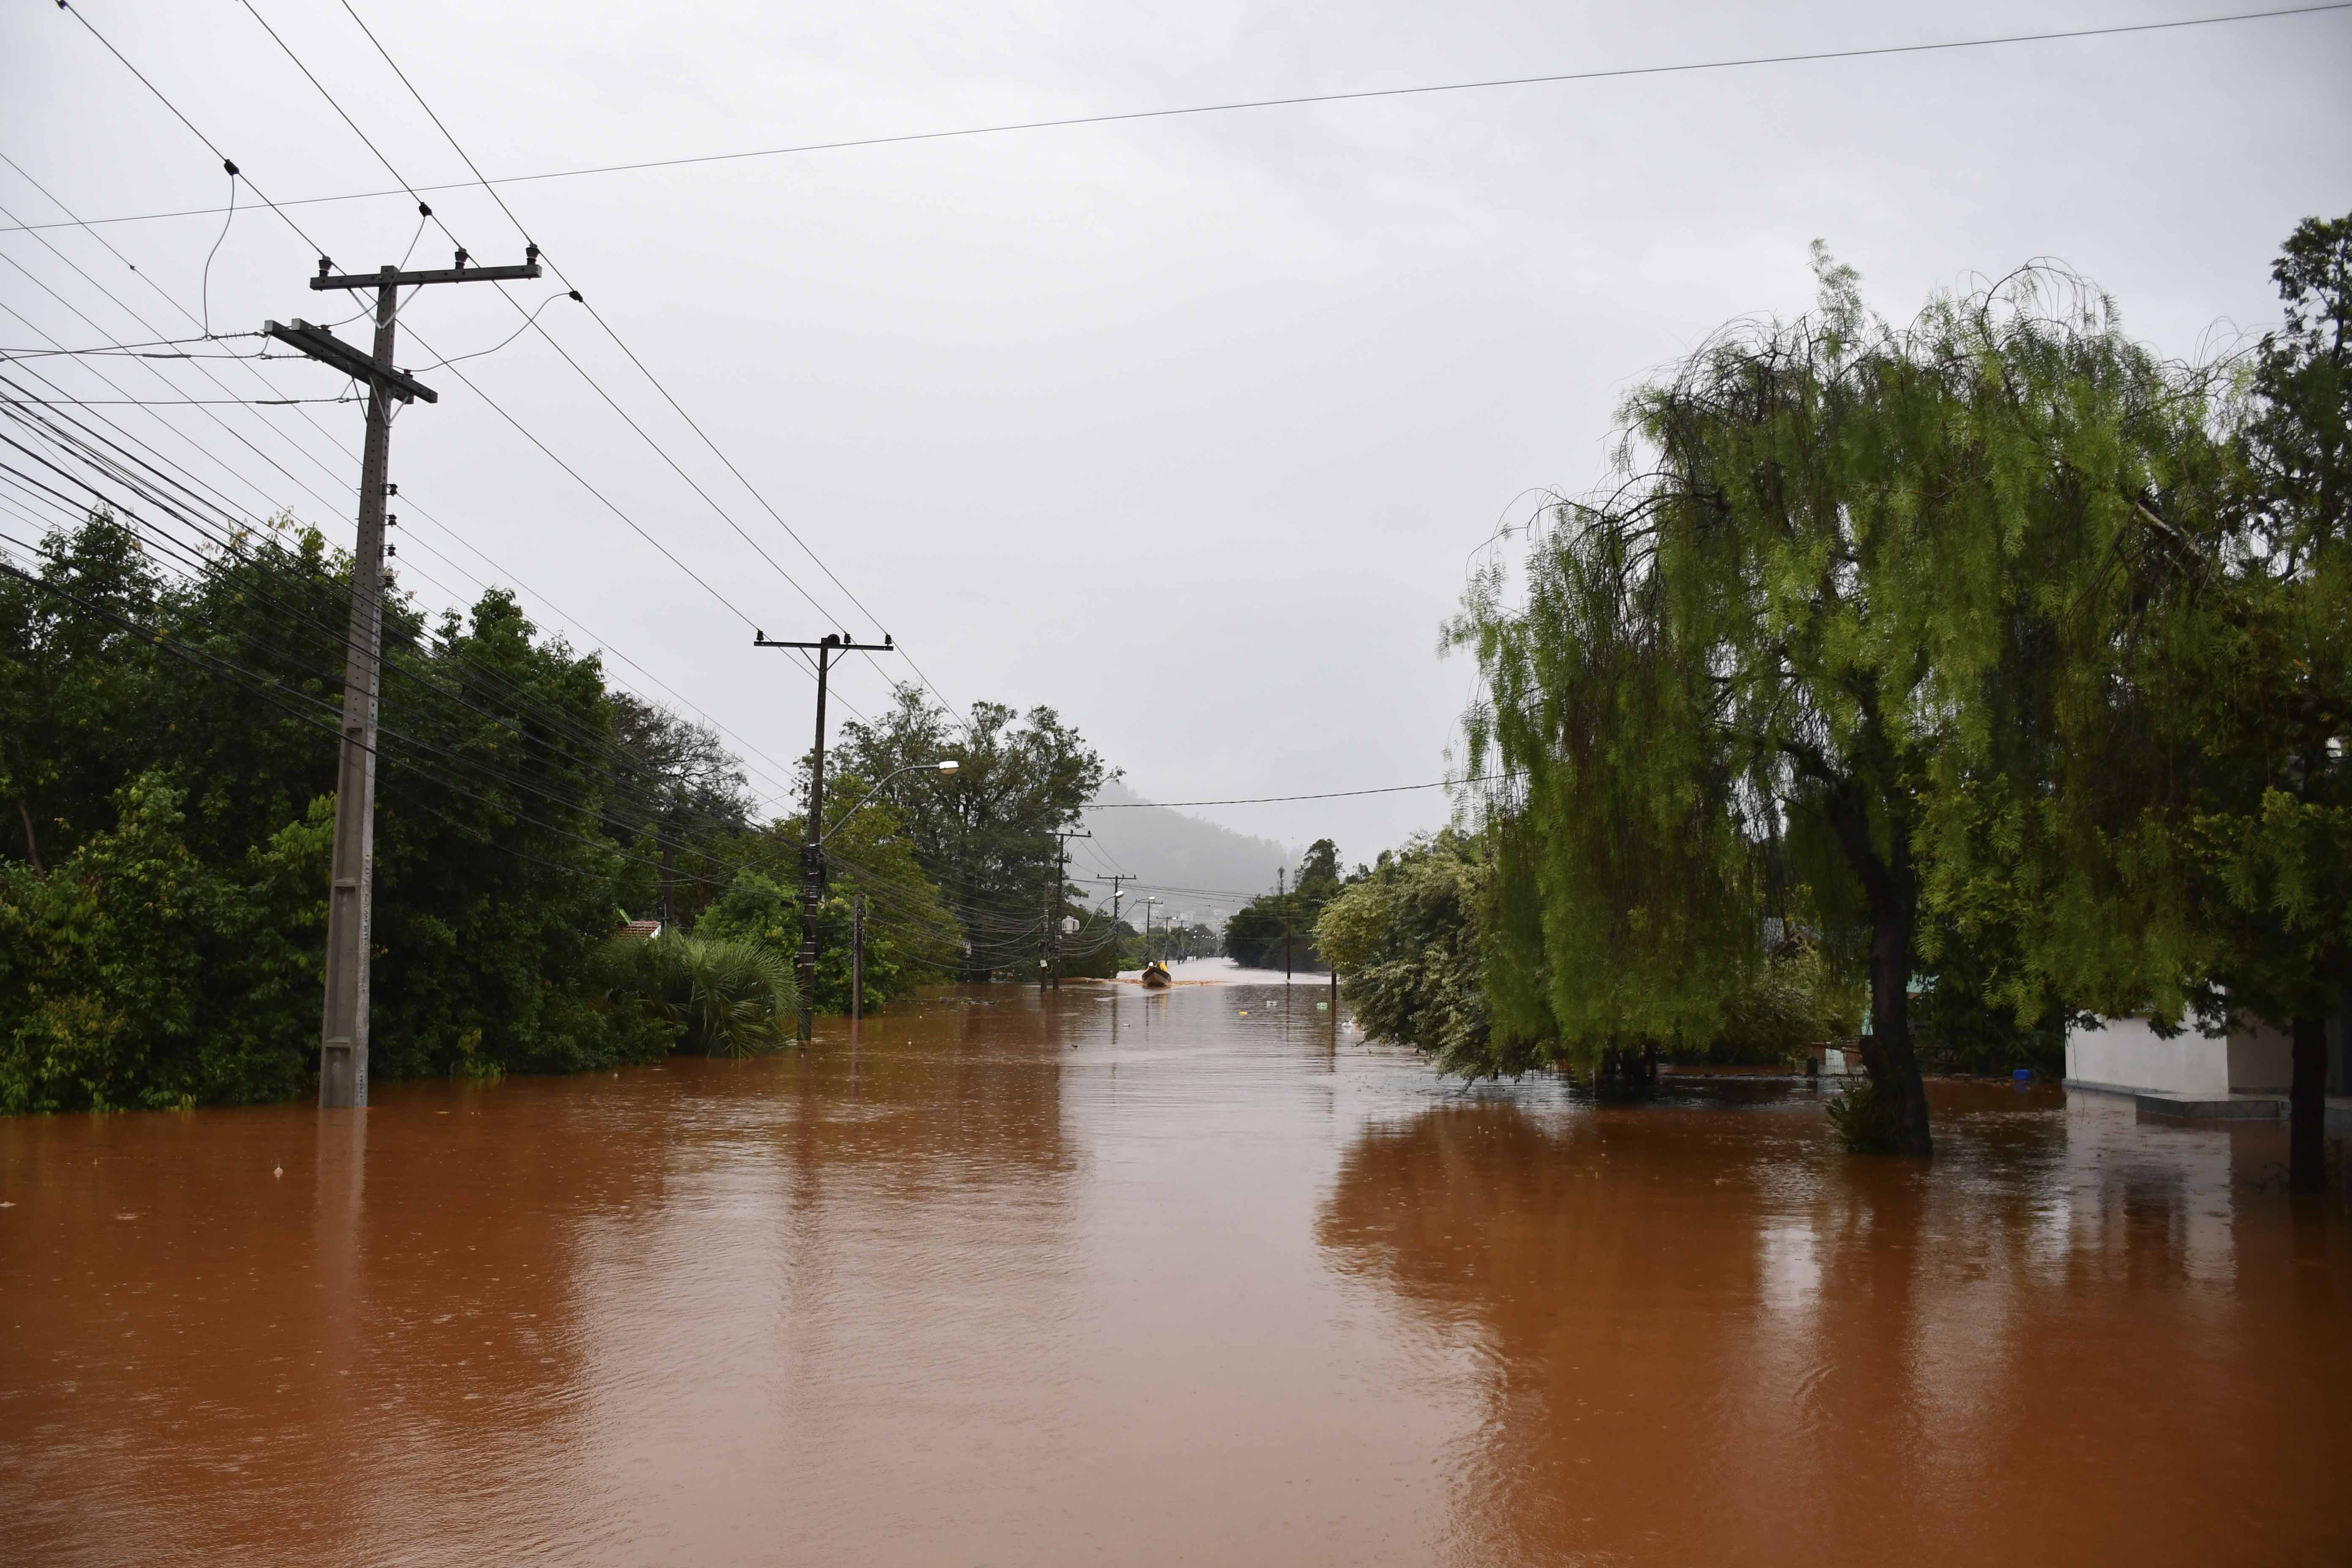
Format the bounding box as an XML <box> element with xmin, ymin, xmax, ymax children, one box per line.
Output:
<box><xmin>1318</xmin><ymin>214</ymin><xmax>2349</xmax><ymax>1187</ymax></box>
<box><xmin>0</xmin><ymin>514</ymin><xmax>1111</xmax><ymax>1111</ymax></box>
<box><xmin>1223</xmin><ymin>838</ymin><xmax>1347</xmax><ymax>971</ymax></box>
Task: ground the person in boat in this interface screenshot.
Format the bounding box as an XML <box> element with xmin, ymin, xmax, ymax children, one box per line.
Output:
<box><xmin>1140</xmin><ymin>960</ymin><xmax>1172</xmax><ymax>988</ymax></box>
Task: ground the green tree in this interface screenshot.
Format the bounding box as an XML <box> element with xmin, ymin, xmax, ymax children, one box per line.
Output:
<box><xmin>1457</xmin><ymin>248</ymin><xmax>2224</xmax><ymax>1154</ymax></box>
<box><xmin>0</xmin><ymin>509</ymin><xmax>784</xmax><ymax>1105</ymax></box>
<box><xmin>0</xmin><ymin>773</ymin><xmax>329</xmax><ymax>1111</ymax></box>
<box><xmin>1933</xmin><ymin>215</ymin><xmax>2349</xmax><ymax>1187</ymax></box>
<box><xmin>834</xmin><ymin>686</ymin><xmax>1111</xmax><ymax>979</ymax></box>
<box><xmin>1313</xmin><ymin>831</ymin><xmax>1492</xmax><ymax>1073</ymax></box>
<box><xmin>706</xmin><ymin>777</ymin><xmax>959</xmax><ymax>1014</ymax></box>
<box><xmin>1225</xmin><ymin>837</ymin><xmax>1346</xmax><ymax>970</ymax></box>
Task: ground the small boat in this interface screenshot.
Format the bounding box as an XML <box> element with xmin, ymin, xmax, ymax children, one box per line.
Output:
<box><xmin>1139</xmin><ymin>960</ymin><xmax>1172</xmax><ymax>989</ymax></box>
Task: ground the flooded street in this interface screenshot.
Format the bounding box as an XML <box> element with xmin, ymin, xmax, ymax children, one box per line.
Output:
<box><xmin>3</xmin><ymin>976</ymin><xmax>2346</xmax><ymax>1565</ymax></box>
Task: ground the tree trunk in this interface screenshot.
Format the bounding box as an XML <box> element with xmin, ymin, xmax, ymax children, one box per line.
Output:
<box><xmin>15</xmin><ymin>798</ymin><xmax>42</xmax><ymax>877</ymax></box>
<box><xmin>1828</xmin><ymin>791</ymin><xmax>1933</xmax><ymax>1158</ymax></box>
<box><xmin>2289</xmin><ymin>1014</ymin><xmax>2329</xmax><ymax>1193</ymax></box>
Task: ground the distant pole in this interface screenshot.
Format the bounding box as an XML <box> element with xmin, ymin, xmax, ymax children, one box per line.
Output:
<box><xmin>754</xmin><ymin>628</ymin><xmax>895</xmax><ymax>1041</ymax></box>
<box><xmin>1279</xmin><ymin>867</ymin><xmax>1292</xmax><ymax>982</ymax></box>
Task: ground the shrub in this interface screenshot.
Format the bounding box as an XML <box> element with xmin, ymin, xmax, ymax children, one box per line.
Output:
<box><xmin>597</xmin><ymin>931</ymin><xmax>797</xmax><ymax>1058</ymax></box>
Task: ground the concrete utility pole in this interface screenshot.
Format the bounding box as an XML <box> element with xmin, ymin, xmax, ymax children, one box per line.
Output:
<box><xmin>1048</xmin><ymin>828</ymin><xmax>1090</xmax><ymax>988</ymax></box>
<box><xmin>850</xmin><ymin>892</ymin><xmax>866</xmax><ymax>1026</ymax></box>
<box><xmin>753</xmin><ymin>629</ymin><xmax>893</xmax><ymax>1041</ymax></box>
<box><xmin>272</xmin><ymin>245</ymin><xmax>541</xmax><ymax>1109</ymax></box>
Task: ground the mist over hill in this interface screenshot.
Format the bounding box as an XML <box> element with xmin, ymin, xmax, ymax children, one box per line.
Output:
<box><xmin>1076</xmin><ymin>779</ymin><xmax>1294</xmax><ymax>931</ymax></box>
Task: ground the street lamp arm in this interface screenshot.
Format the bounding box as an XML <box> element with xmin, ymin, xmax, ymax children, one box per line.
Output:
<box><xmin>820</xmin><ymin>759</ymin><xmax>957</xmax><ymax>845</ymax></box>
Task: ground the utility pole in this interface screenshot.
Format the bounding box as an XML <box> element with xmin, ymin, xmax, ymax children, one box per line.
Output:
<box><xmin>754</xmin><ymin>629</ymin><xmax>894</xmax><ymax>1042</ymax></box>
<box><xmin>1278</xmin><ymin>866</ymin><xmax>1291</xmax><ymax>982</ymax></box>
<box><xmin>1093</xmin><ymin>874</ymin><xmax>1131</xmax><ymax>962</ymax></box>
<box><xmin>1048</xmin><ymin>829</ymin><xmax>1091</xmax><ymax>988</ymax></box>
<box><xmin>272</xmin><ymin>244</ymin><xmax>541</xmax><ymax>1109</ymax></box>
<box><xmin>850</xmin><ymin>892</ymin><xmax>866</xmax><ymax>1027</ymax></box>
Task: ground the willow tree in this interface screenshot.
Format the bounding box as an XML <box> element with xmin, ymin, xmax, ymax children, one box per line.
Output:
<box><xmin>1456</xmin><ymin>248</ymin><xmax>2224</xmax><ymax>1155</ymax></box>
<box><xmin>1926</xmin><ymin>216</ymin><xmax>2349</xmax><ymax>1189</ymax></box>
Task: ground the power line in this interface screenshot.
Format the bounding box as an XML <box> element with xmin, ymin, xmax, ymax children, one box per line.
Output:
<box><xmin>203</xmin><ymin>5</ymin><xmax>880</xmax><ymax>727</ymax></box>
<box><xmin>0</xmin><ymin>394</ymin><xmax>780</xmax><ymax>849</ymax></box>
<box><xmin>231</xmin><ymin>0</ymin><xmax>857</xmax><ymax>633</ymax></box>
<box><xmin>325</xmin><ymin>0</ymin><xmax>964</xmax><ymax>727</ymax></box>
<box><xmin>1087</xmin><ymin>776</ymin><xmax>1505</xmax><ymax>808</ymax></box>
<box><xmin>43</xmin><ymin>8</ymin><xmax>852</xmax><ymax>736</ymax></box>
<box><xmin>0</xmin><ymin>154</ymin><xmax>814</xmax><ymax>804</ymax></box>
<box><xmin>0</xmin><ymin>394</ymin><xmax>350</xmax><ymax>406</ymax></box>
<box><xmin>18</xmin><ymin>3</ymin><xmax>2346</xmax><ymax>236</ymax></box>
<box><xmin>0</xmin><ymin>324</ymin><xmax>806</xmax><ymax>832</ymax></box>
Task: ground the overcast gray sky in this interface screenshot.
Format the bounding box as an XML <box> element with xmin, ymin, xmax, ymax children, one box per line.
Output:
<box><xmin>5</xmin><ymin>1</ymin><xmax>2347</xmax><ymax>879</ymax></box>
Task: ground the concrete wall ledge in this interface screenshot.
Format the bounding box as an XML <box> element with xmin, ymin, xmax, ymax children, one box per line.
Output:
<box><xmin>2134</xmin><ymin>1092</ymin><xmax>2284</xmax><ymax>1122</ymax></box>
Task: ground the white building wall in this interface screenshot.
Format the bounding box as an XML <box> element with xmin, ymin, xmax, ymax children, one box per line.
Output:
<box><xmin>2064</xmin><ymin>1016</ymin><xmax>2229</xmax><ymax>1097</ymax></box>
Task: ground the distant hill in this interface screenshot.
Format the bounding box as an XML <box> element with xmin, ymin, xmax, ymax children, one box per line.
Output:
<box><xmin>1077</xmin><ymin>779</ymin><xmax>1291</xmax><ymax>931</ymax></box>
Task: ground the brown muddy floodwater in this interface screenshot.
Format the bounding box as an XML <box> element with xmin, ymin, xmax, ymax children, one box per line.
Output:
<box><xmin>3</xmin><ymin>977</ymin><xmax>2346</xmax><ymax>1566</ymax></box>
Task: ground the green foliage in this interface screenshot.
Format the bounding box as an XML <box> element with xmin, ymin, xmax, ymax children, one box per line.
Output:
<box><xmin>1454</xmin><ymin>246</ymin><xmax>2229</xmax><ymax>1153</ymax></box>
<box><xmin>1824</xmin><ymin>1078</ymin><xmax>1905</xmax><ymax>1154</ymax></box>
<box><xmin>1919</xmin><ymin>214</ymin><xmax>2349</xmax><ymax>1051</ymax></box>
<box><xmin>0</xmin><ymin>774</ymin><xmax>328</xmax><ymax>1112</ymax></box>
<box><xmin>697</xmin><ymin>869</ymin><xmax>798</xmax><ymax>950</ymax></box>
<box><xmin>833</xmin><ymin>686</ymin><xmax>1111</xmax><ymax>979</ymax></box>
<box><xmin>0</xmin><ymin>509</ymin><xmax>775</xmax><ymax>1109</ymax></box>
<box><xmin>596</xmin><ymin>932</ymin><xmax>795</xmax><ymax>1058</ymax></box>
<box><xmin>742</xmin><ymin>775</ymin><xmax>961</xmax><ymax>1010</ymax></box>
<box><xmin>1313</xmin><ymin>831</ymin><xmax>1495</xmax><ymax>1075</ymax></box>
<box><xmin>1714</xmin><ymin>937</ymin><xmax>1865</xmax><ymax>1062</ymax></box>
<box><xmin>1225</xmin><ymin>837</ymin><xmax>1345</xmax><ymax>970</ymax></box>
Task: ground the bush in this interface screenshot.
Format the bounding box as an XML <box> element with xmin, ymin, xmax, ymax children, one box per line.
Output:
<box><xmin>1314</xmin><ymin>831</ymin><xmax>1494</xmax><ymax>1074</ymax></box>
<box><xmin>1825</xmin><ymin>1078</ymin><xmax>1906</xmax><ymax>1154</ymax></box>
<box><xmin>0</xmin><ymin>774</ymin><xmax>328</xmax><ymax>1113</ymax></box>
<box><xmin>597</xmin><ymin>931</ymin><xmax>797</xmax><ymax>1058</ymax></box>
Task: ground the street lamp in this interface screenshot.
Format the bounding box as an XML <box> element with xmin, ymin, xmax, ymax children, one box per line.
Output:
<box><xmin>821</xmin><ymin>758</ymin><xmax>957</xmax><ymax>845</ymax></box>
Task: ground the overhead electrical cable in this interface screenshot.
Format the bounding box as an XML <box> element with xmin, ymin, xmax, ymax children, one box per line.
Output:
<box><xmin>0</xmin><ymin>389</ymin><xmax>790</xmax><ymax>842</ymax></box>
<box><xmin>13</xmin><ymin>3</ymin><xmax>2343</xmax><ymax>236</ymax></box>
<box><xmin>329</xmin><ymin>0</ymin><xmax>969</xmax><ymax>726</ymax></box>
<box><xmin>49</xmin><ymin>7</ymin><xmax>856</xmax><ymax>734</ymax></box>
<box><xmin>234</xmin><ymin>0</ymin><xmax>866</xmax><ymax>648</ymax></box>
<box><xmin>1087</xmin><ymin>776</ymin><xmax>1508</xmax><ymax>807</ymax></box>
<box><xmin>0</xmin><ymin>155</ymin><xmax>811</xmax><ymax>801</ymax></box>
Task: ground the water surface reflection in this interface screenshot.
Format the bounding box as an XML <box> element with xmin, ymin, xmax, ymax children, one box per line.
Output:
<box><xmin>1319</xmin><ymin>1083</ymin><xmax>2347</xmax><ymax>1565</ymax></box>
<box><xmin>1</xmin><ymin>988</ymin><xmax>2341</xmax><ymax>1565</ymax></box>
